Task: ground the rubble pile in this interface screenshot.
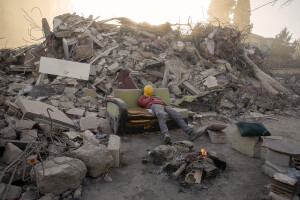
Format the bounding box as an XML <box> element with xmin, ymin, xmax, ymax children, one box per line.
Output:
<box><xmin>146</xmin><ymin>141</ymin><xmax>226</xmax><ymax>184</ymax></box>
<box><xmin>0</xmin><ymin>13</ymin><xmax>299</xmax><ymax>199</ymax></box>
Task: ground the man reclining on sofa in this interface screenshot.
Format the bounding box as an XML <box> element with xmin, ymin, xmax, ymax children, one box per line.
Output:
<box><xmin>138</xmin><ymin>85</ymin><xmax>205</xmax><ymax>144</ymax></box>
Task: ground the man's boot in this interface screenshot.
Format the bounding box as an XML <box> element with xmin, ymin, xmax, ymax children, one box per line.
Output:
<box><xmin>163</xmin><ymin>132</ymin><xmax>171</xmax><ymax>144</ymax></box>
<box><xmin>189</xmin><ymin>129</ymin><xmax>206</xmax><ymax>141</ymax></box>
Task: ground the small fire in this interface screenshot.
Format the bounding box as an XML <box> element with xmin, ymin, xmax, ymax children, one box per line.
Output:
<box><xmin>200</xmin><ymin>148</ymin><xmax>207</xmax><ymax>156</ymax></box>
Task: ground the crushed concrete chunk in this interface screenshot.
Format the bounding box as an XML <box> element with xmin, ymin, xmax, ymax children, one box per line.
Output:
<box><xmin>30</xmin><ymin>156</ymin><xmax>87</xmax><ymax>195</ymax></box>
<box><xmin>108</xmin><ymin>135</ymin><xmax>121</xmax><ymax>167</ymax></box>
<box><xmin>16</xmin><ymin>97</ymin><xmax>76</xmax><ymax>129</ymax></box>
<box><xmin>0</xmin><ymin>183</ymin><xmax>22</xmax><ymax>200</ymax></box>
<box><xmin>80</xmin><ymin>116</ymin><xmax>98</xmax><ymax>130</ymax></box>
<box><xmin>0</xmin><ymin>126</ymin><xmax>17</xmax><ymax>140</ymax></box>
<box><xmin>16</xmin><ymin>119</ymin><xmax>36</xmax><ymax>130</ymax></box>
<box><xmin>71</xmin><ymin>144</ymin><xmax>113</xmax><ymax>177</ymax></box>
<box><xmin>20</xmin><ymin>130</ymin><xmax>38</xmax><ymax>142</ymax></box>
<box><xmin>66</xmin><ymin>108</ymin><xmax>85</xmax><ymax>117</ymax></box>
<box><xmin>2</xmin><ymin>143</ymin><xmax>23</xmax><ymax>164</ymax></box>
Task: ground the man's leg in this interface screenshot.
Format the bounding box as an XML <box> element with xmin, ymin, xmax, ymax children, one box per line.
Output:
<box><xmin>150</xmin><ymin>104</ymin><xmax>170</xmax><ymax>143</ymax></box>
<box><xmin>164</xmin><ymin>106</ymin><xmax>194</xmax><ymax>135</ymax></box>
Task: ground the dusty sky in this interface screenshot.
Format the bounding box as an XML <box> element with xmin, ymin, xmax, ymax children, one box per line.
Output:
<box><xmin>73</xmin><ymin>0</ymin><xmax>300</xmax><ymax>39</ymax></box>
<box><xmin>251</xmin><ymin>0</ymin><xmax>300</xmax><ymax>39</ymax></box>
<box><xmin>0</xmin><ymin>0</ymin><xmax>299</xmax><ymax>48</ymax></box>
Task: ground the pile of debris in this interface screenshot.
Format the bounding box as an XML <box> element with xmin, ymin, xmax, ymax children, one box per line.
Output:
<box><xmin>146</xmin><ymin>141</ymin><xmax>226</xmax><ymax>184</ymax></box>
<box><xmin>1</xmin><ymin>13</ymin><xmax>298</xmax><ymax>115</ymax></box>
<box><xmin>0</xmin><ymin>12</ymin><xmax>299</xmax><ymax>199</ymax></box>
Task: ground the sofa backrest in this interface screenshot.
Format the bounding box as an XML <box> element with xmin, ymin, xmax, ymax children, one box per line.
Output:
<box><xmin>112</xmin><ymin>88</ymin><xmax>171</xmax><ymax>108</ymax></box>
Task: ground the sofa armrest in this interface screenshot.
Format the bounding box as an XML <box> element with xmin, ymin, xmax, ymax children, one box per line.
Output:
<box><xmin>106</xmin><ymin>98</ymin><xmax>128</xmax><ymax>135</ymax></box>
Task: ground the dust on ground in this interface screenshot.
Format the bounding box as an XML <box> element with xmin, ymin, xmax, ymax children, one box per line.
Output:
<box><xmin>82</xmin><ymin>115</ymin><xmax>300</xmax><ymax>200</ymax></box>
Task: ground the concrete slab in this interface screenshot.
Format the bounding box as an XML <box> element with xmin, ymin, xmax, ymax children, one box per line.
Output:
<box><xmin>108</xmin><ymin>135</ymin><xmax>121</xmax><ymax>167</ymax></box>
<box><xmin>67</xmin><ymin>108</ymin><xmax>85</xmax><ymax>117</ymax></box>
<box><xmin>232</xmin><ymin>129</ymin><xmax>262</xmax><ymax>157</ymax></box>
<box><xmin>16</xmin><ymin>97</ymin><xmax>76</xmax><ymax>129</ymax></box>
<box><xmin>39</xmin><ymin>57</ymin><xmax>90</xmax><ymax>80</ymax></box>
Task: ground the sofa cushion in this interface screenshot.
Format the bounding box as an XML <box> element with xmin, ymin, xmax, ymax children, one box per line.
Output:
<box><xmin>127</xmin><ymin>107</ymin><xmax>188</xmax><ymax>119</ymax></box>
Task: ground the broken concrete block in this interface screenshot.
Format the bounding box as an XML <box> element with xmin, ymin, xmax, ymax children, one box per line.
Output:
<box><xmin>16</xmin><ymin>98</ymin><xmax>76</xmax><ymax>129</ymax></box>
<box><xmin>71</xmin><ymin>144</ymin><xmax>113</xmax><ymax>177</ymax></box>
<box><xmin>98</xmin><ymin>118</ymin><xmax>113</xmax><ymax>134</ymax></box>
<box><xmin>2</xmin><ymin>143</ymin><xmax>23</xmax><ymax>164</ymax></box>
<box><xmin>48</xmin><ymin>144</ymin><xmax>65</xmax><ymax>156</ymax></box>
<box><xmin>220</xmin><ymin>99</ymin><xmax>235</xmax><ymax>109</ymax></box>
<box><xmin>274</xmin><ymin>173</ymin><xmax>297</xmax><ymax>186</ymax></box>
<box><xmin>98</xmin><ymin>107</ymin><xmax>106</xmax><ymax>118</ymax></box>
<box><xmin>176</xmin><ymin>41</ymin><xmax>185</xmax><ymax>52</ymax></box>
<box><xmin>232</xmin><ymin>129</ymin><xmax>262</xmax><ymax>157</ymax></box>
<box><xmin>107</xmin><ymin>63</ymin><xmax>120</xmax><ymax>74</ymax></box>
<box><xmin>85</xmin><ymin>29</ymin><xmax>105</xmax><ymax>48</ymax></box>
<box><xmin>108</xmin><ymin>135</ymin><xmax>121</xmax><ymax>167</ymax></box>
<box><xmin>203</xmin><ymin>76</ymin><xmax>218</xmax><ymax>90</ymax></box>
<box><xmin>64</xmin><ymin>131</ymin><xmax>78</xmax><ymax>140</ymax></box>
<box><xmin>16</xmin><ymin>119</ymin><xmax>36</xmax><ymax>130</ymax></box>
<box><xmin>30</xmin><ymin>156</ymin><xmax>87</xmax><ymax>195</ymax></box>
<box><xmin>60</xmin><ymin>101</ymin><xmax>74</xmax><ymax>109</ymax></box>
<box><xmin>182</xmin><ymin>81</ymin><xmax>201</xmax><ymax>95</ymax></box>
<box><xmin>85</xmin><ymin>112</ymin><xmax>98</xmax><ymax>117</ymax></box>
<box><xmin>269</xmin><ymin>192</ymin><xmax>299</xmax><ymax>200</ymax></box>
<box><xmin>55</xmin><ymin>31</ymin><xmax>72</xmax><ymax>38</ymax></box>
<box><xmin>0</xmin><ymin>126</ymin><xmax>17</xmax><ymax>140</ymax></box>
<box><xmin>208</xmin><ymin>130</ymin><xmax>227</xmax><ymax>144</ymax></box>
<box><xmin>50</xmin><ymin>100</ymin><xmax>60</xmax><ymax>107</ymax></box>
<box><xmin>139</xmin><ymin>30</ymin><xmax>156</xmax><ymax>38</ymax></box>
<box><xmin>64</xmin><ymin>87</ymin><xmax>78</xmax><ymax>94</ymax></box>
<box><xmin>0</xmin><ymin>183</ymin><xmax>22</xmax><ymax>200</ymax></box>
<box><xmin>38</xmin><ymin>193</ymin><xmax>55</xmax><ymax>200</ymax></box>
<box><xmin>80</xmin><ymin>116</ymin><xmax>98</xmax><ymax>130</ymax></box>
<box><xmin>83</xmin><ymin>89</ymin><xmax>96</xmax><ymax>98</ymax></box>
<box><xmin>39</xmin><ymin>57</ymin><xmax>90</xmax><ymax>80</ymax></box>
<box><xmin>262</xmin><ymin>161</ymin><xmax>291</xmax><ymax>178</ymax></box>
<box><xmin>266</xmin><ymin>149</ymin><xmax>291</xmax><ymax>167</ymax></box>
<box><xmin>66</xmin><ymin>108</ymin><xmax>85</xmax><ymax>117</ymax></box>
<box><xmin>20</xmin><ymin>130</ymin><xmax>38</xmax><ymax>142</ymax></box>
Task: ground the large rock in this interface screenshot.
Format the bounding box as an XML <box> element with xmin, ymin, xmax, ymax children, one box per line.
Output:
<box><xmin>30</xmin><ymin>156</ymin><xmax>87</xmax><ymax>195</ymax></box>
<box><xmin>71</xmin><ymin>144</ymin><xmax>113</xmax><ymax>177</ymax></box>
